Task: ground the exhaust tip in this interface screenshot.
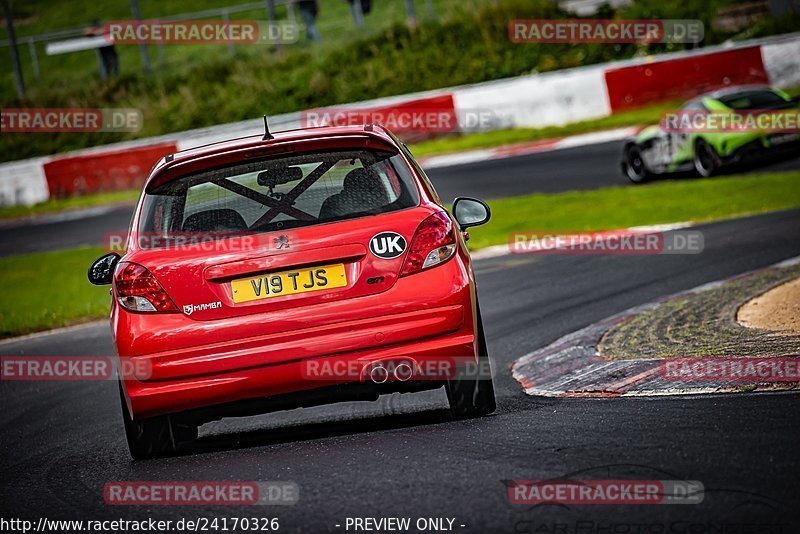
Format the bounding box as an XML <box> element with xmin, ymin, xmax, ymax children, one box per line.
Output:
<box><xmin>370</xmin><ymin>365</ymin><xmax>389</xmax><ymax>384</ymax></box>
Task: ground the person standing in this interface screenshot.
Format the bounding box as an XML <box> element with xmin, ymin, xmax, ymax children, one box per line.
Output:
<box><xmin>347</xmin><ymin>0</ymin><xmax>372</xmax><ymax>27</ymax></box>
<box><xmin>85</xmin><ymin>20</ymin><xmax>119</xmax><ymax>77</ymax></box>
<box><xmin>296</xmin><ymin>0</ymin><xmax>321</xmax><ymax>43</ymax></box>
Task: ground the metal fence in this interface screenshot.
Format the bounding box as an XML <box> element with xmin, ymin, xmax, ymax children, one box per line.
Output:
<box><xmin>1</xmin><ymin>0</ymin><xmax>436</xmax><ymax>95</ymax></box>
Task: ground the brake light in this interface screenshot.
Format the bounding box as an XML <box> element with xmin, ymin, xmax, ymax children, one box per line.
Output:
<box><xmin>400</xmin><ymin>211</ymin><xmax>457</xmax><ymax>277</ymax></box>
<box><xmin>114</xmin><ymin>262</ymin><xmax>178</xmax><ymax>313</ymax></box>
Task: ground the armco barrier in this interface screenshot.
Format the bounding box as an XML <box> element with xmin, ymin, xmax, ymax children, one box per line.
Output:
<box><xmin>452</xmin><ymin>64</ymin><xmax>610</xmax><ymax>131</ymax></box>
<box><xmin>43</xmin><ymin>142</ymin><xmax>177</xmax><ymax>198</ymax></box>
<box><xmin>1</xmin><ymin>32</ymin><xmax>799</xmax><ymax>206</ymax></box>
<box><xmin>604</xmin><ymin>46</ymin><xmax>769</xmax><ymax>112</ymax></box>
<box><xmin>760</xmin><ymin>39</ymin><xmax>800</xmax><ymax>88</ymax></box>
<box><xmin>0</xmin><ymin>158</ymin><xmax>49</xmax><ymax>206</ymax></box>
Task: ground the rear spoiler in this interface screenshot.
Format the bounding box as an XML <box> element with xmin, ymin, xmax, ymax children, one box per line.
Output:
<box><xmin>146</xmin><ymin>133</ymin><xmax>399</xmax><ymax>192</ymax></box>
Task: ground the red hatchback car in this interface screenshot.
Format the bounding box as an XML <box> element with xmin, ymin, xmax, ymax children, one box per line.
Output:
<box><xmin>88</xmin><ymin>124</ymin><xmax>495</xmax><ymax>459</ymax></box>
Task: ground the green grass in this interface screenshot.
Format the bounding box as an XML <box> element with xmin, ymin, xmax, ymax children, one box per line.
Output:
<box><xmin>1</xmin><ymin>0</ymin><xmax>488</xmax><ymax>98</ymax></box>
<box><xmin>467</xmin><ymin>171</ymin><xmax>800</xmax><ymax>249</ymax></box>
<box><xmin>5</xmin><ymin>0</ymin><xmax>796</xmax><ymax>162</ymax></box>
<box><xmin>0</xmin><ymin>189</ymin><xmax>140</xmax><ymax>220</ymax></box>
<box><xmin>0</xmin><ymin>0</ymin><xmax>497</xmax><ymax>102</ymax></box>
<box><xmin>2</xmin><ymin>170</ymin><xmax>799</xmax><ymax>338</ymax></box>
<box><xmin>0</xmin><ymin>246</ymin><xmax>110</xmax><ymax>337</ymax></box>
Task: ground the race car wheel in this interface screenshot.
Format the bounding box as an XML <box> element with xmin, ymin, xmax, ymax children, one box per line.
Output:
<box><xmin>623</xmin><ymin>145</ymin><xmax>651</xmax><ymax>184</ymax></box>
<box><xmin>694</xmin><ymin>139</ymin><xmax>720</xmax><ymax>177</ymax></box>
<box><xmin>118</xmin><ymin>381</ymin><xmax>197</xmax><ymax>459</ymax></box>
<box><xmin>446</xmin><ymin>302</ymin><xmax>497</xmax><ymax>419</ymax></box>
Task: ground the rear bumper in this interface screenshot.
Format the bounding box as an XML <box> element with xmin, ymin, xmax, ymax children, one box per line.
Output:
<box><xmin>123</xmin><ymin>326</ymin><xmax>474</xmax><ymax>420</ymax></box>
<box><xmin>117</xmin><ymin>253</ymin><xmax>478</xmax><ymax>419</ymax></box>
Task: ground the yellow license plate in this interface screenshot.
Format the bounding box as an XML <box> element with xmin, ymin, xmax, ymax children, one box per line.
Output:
<box><xmin>231</xmin><ymin>263</ymin><xmax>347</xmax><ymax>303</ymax></box>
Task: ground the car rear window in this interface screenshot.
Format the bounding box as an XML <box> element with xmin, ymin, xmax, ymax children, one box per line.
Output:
<box><xmin>138</xmin><ymin>150</ymin><xmax>420</xmax><ymax>246</ymax></box>
<box><xmin>718</xmin><ymin>90</ymin><xmax>791</xmax><ymax>110</ymax></box>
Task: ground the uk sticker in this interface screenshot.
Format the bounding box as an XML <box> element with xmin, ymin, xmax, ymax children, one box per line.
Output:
<box><xmin>369</xmin><ymin>232</ymin><xmax>407</xmax><ymax>259</ymax></box>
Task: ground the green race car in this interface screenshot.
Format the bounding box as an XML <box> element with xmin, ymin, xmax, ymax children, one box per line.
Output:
<box><xmin>621</xmin><ymin>85</ymin><xmax>800</xmax><ymax>183</ymax></box>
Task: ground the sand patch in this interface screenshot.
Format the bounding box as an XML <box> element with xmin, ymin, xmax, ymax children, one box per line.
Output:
<box><xmin>738</xmin><ymin>277</ymin><xmax>800</xmax><ymax>334</ymax></box>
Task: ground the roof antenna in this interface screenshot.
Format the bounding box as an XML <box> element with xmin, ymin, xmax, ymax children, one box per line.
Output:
<box><xmin>262</xmin><ymin>115</ymin><xmax>274</xmax><ymax>140</ymax></box>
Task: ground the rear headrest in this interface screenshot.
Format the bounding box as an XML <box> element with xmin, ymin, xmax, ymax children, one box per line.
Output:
<box><xmin>343</xmin><ymin>168</ymin><xmax>381</xmax><ymax>192</ymax></box>
<box><xmin>182</xmin><ymin>209</ymin><xmax>247</xmax><ymax>233</ymax></box>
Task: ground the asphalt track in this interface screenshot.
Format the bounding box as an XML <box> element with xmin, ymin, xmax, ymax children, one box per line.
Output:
<box><xmin>2</xmin><ymin>209</ymin><xmax>799</xmax><ymax>531</ymax></box>
<box><xmin>2</xmin><ymin>140</ymin><xmax>799</xmax><ymax>257</ymax></box>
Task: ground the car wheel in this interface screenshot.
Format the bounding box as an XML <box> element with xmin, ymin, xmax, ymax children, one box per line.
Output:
<box><xmin>446</xmin><ymin>302</ymin><xmax>496</xmax><ymax>418</ymax></box>
<box><xmin>118</xmin><ymin>381</ymin><xmax>196</xmax><ymax>459</ymax></box>
<box><xmin>693</xmin><ymin>139</ymin><xmax>720</xmax><ymax>177</ymax></box>
<box><xmin>623</xmin><ymin>145</ymin><xmax>652</xmax><ymax>184</ymax></box>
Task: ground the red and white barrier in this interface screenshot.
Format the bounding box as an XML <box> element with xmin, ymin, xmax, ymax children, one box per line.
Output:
<box><xmin>604</xmin><ymin>46</ymin><xmax>769</xmax><ymax>112</ymax></box>
<box><xmin>42</xmin><ymin>142</ymin><xmax>177</xmax><ymax>199</ymax></box>
<box><xmin>1</xmin><ymin>32</ymin><xmax>798</xmax><ymax>206</ymax></box>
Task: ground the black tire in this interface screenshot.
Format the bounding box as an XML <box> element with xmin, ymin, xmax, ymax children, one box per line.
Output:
<box><xmin>622</xmin><ymin>145</ymin><xmax>651</xmax><ymax>184</ymax></box>
<box><xmin>693</xmin><ymin>139</ymin><xmax>720</xmax><ymax>177</ymax></box>
<box><xmin>118</xmin><ymin>381</ymin><xmax>196</xmax><ymax>459</ymax></box>
<box><xmin>446</xmin><ymin>303</ymin><xmax>496</xmax><ymax>418</ymax></box>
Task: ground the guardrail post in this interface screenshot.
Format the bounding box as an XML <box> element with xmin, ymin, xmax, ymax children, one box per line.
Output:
<box><xmin>222</xmin><ymin>9</ymin><xmax>235</xmax><ymax>55</ymax></box>
<box><xmin>27</xmin><ymin>38</ymin><xmax>40</xmax><ymax>79</ymax></box>
<box><xmin>265</xmin><ymin>0</ymin><xmax>277</xmax><ymax>21</ymax></box>
<box><xmin>1</xmin><ymin>0</ymin><xmax>25</xmax><ymax>96</ymax></box>
<box><xmin>130</xmin><ymin>0</ymin><xmax>152</xmax><ymax>75</ymax></box>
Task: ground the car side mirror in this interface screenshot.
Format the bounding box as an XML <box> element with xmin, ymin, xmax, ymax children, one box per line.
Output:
<box><xmin>88</xmin><ymin>252</ymin><xmax>121</xmax><ymax>285</ymax></box>
<box><xmin>452</xmin><ymin>197</ymin><xmax>491</xmax><ymax>229</ymax></box>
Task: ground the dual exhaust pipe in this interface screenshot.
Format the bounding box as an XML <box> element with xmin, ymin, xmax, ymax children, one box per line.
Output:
<box><xmin>368</xmin><ymin>361</ymin><xmax>415</xmax><ymax>383</ymax></box>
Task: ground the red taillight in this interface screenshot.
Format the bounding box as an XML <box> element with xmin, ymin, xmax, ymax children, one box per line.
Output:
<box><xmin>114</xmin><ymin>262</ymin><xmax>178</xmax><ymax>313</ymax></box>
<box><xmin>400</xmin><ymin>211</ymin><xmax>457</xmax><ymax>277</ymax></box>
